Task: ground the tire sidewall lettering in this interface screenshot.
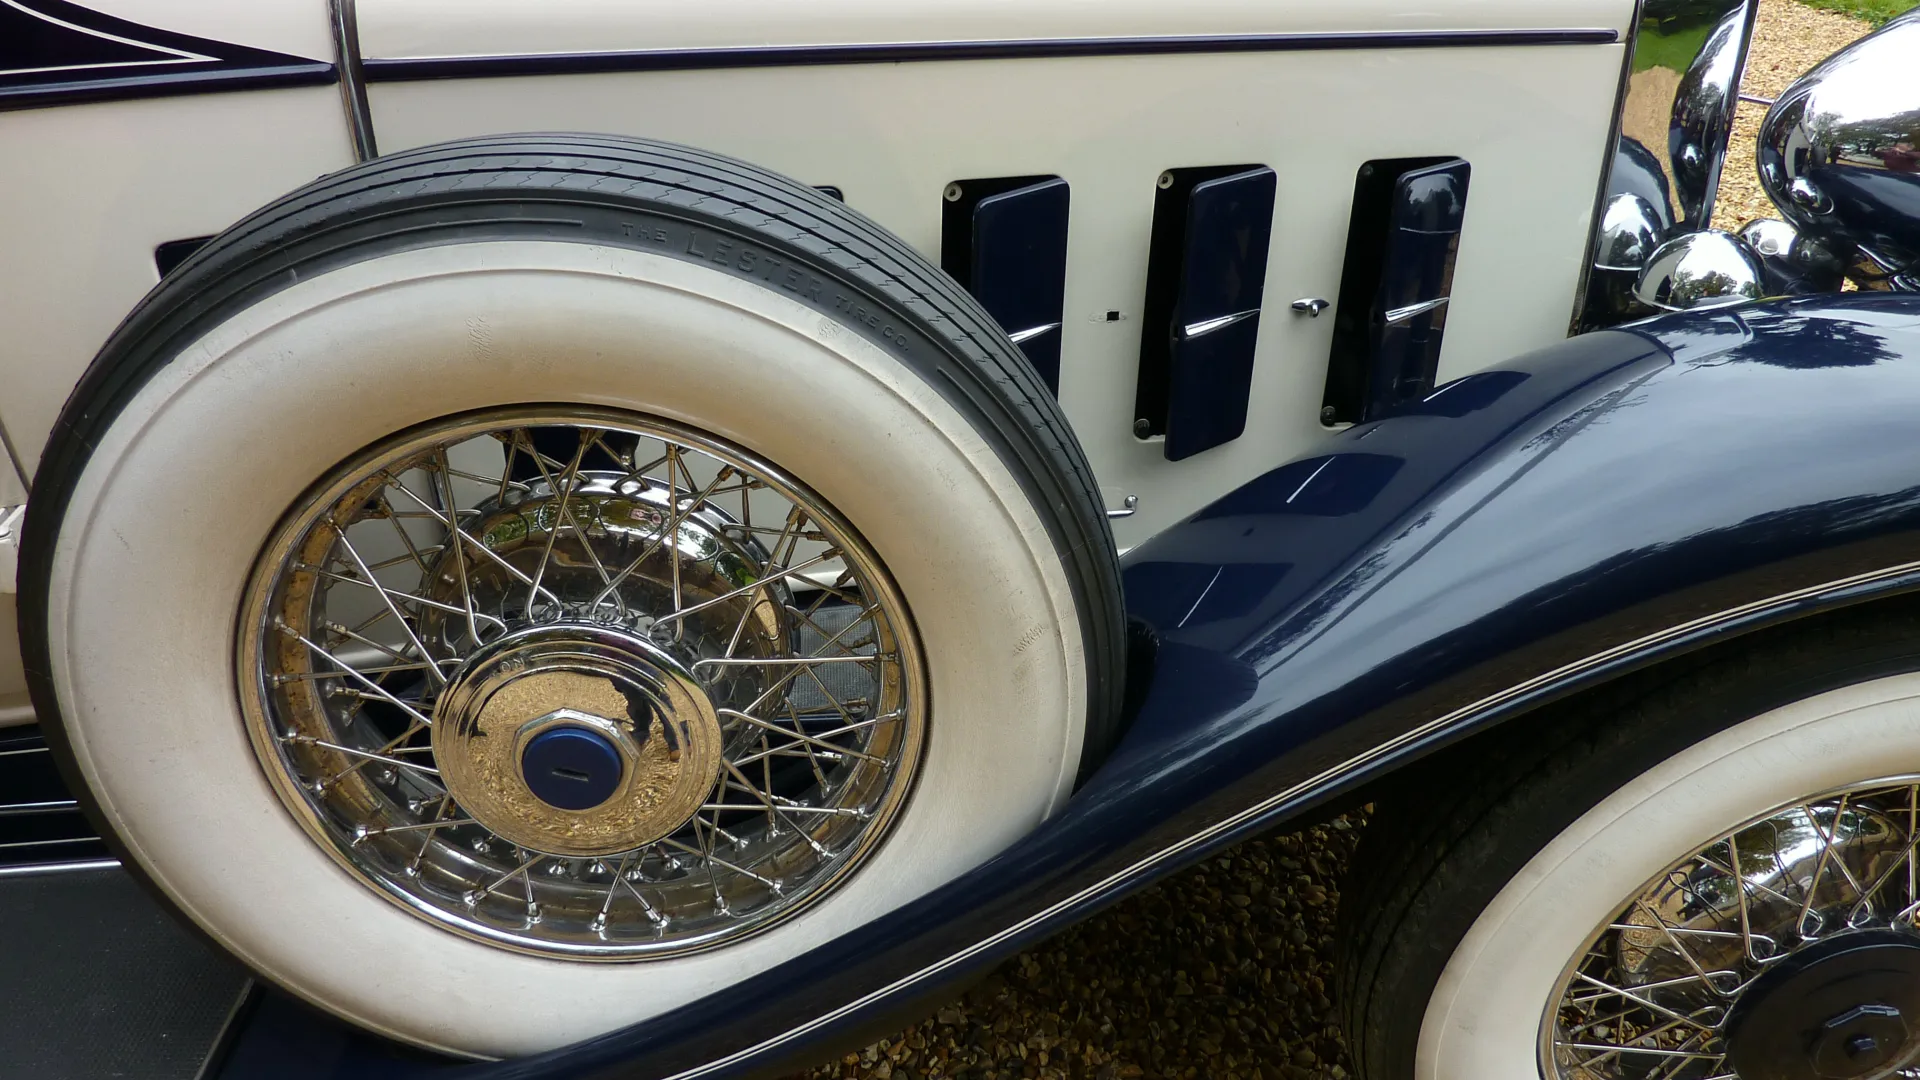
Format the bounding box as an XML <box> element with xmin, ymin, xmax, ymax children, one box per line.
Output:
<box><xmin>614</xmin><ymin>217</ymin><xmax>912</xmax><ymax>359</ymax></box>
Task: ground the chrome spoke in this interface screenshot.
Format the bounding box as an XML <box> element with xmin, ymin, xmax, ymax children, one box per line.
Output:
<box><xmin>380</xmin><ymin>470</ymin><xmax>564</xmax><ymax>610</ymax></box>
<box><xmin>284</xmin><ymin>733</ymin><xmax>440</xmax><ymax>777</ymax></box>
<box><xmin>586</xmin><ymin>455</ymin><xmax>741</xmax><ymax>613</ymax></box>
<box><xmin>717</xmin><ymin>708</ymin><xmax>884</xmax><ymax>764</ymax></box>
<box><xmin>430</xmin><ymin>449</ymin><xmax>489</xmax><ymax>650</ymax></box>
<box><xmin>518</xmin><ymin>428</ymin><xmax>591</xmax><ymax>623</ymax></box>
<box><xmin>652</xmin><ymin>550</ymin><xmax>842</xmax><ymax>628</ymax></box>
<box><xmin>296</xmin><ymin>563</ymin><xmax>504</xmax><ymax>626</ymax></box>
<box><xmin>318</xmin><ymin>721</ymin><xmax>429</xmax><ymax>791</ymax></box>
<box><xmin>1549</xmin><ymin>778</ymin><xmax>1920</xmax><ymax>1079</ymax></box>
<box><xmin>329</xmin><ymin>524</ymin><xmax>444</xmax><ymax>688</ymax></box>
<box><xmin>274</xmin><ymin>620</ymin><xmax>434</xmax><ymax>729</ymax></box>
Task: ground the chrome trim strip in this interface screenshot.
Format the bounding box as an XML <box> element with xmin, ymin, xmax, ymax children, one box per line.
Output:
<box><xmin>1181</xmin><ymin>309</ymin><xmax>1260</xmax><ymax>338</ymax></box>
<box><xmin>0</xmin><ymin>799</ymin><xmax>78</xmax><ymax>816</ymax></box>
<box><xmin>0</xmin><ymin>857</ymin><xmax>117</xmax><ymax>878</ymax></box>
<box><xmin>0</xmin><ymin>835</ymin><xmax>99</xmax><ymax>851</ymax></box>
<box><xmin>362</xmin><ymin>28</ymin><xmax>1621</xmax><ymax>82</ymax></box>
<box><xmin>1382</xmin><ymin>296</ymin><xmax>1450</xmax><ymax>324</ymax></box>
<box><xmin>0</xmin><ymin>744</ymin><xmax>50</xmax><ymax>757</ymax></box>
<box><xmin>1007</xmin><ymin>322</ymin><xmax>1062</xmax><ymax>345</ymax></box>
<box><xmin>328</xmin><ymin>0</ymin><xmax>377</xmax><ymax>161</ymax></box>
<box><xmin>665</xmin><ymin>554</ymin><xmax>1920</xmax><ymax>1079</ymax></box>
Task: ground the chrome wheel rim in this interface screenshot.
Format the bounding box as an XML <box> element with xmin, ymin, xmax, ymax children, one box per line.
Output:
<box><xmin>1544</xmin><ymin>778</ymin><xmax>1920</xmax><ymax>1080</ymax></box>
<box><xmin>238</xmin><ymin>408</ymin><xmax>925</xmax><ymax>959</ymax></box>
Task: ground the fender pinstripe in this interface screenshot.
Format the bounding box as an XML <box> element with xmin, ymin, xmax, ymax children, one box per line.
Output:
<box><xmin>0</xmin><ymin>0</ymin><xmax>331</xmax><ymax>109</ymax></box>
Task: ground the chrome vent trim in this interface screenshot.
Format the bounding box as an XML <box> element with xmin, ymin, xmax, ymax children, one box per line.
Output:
<box><xmin>0</xmin><ymin>728</ymin><xmax>108</xmax><ymax>868</ymax></box>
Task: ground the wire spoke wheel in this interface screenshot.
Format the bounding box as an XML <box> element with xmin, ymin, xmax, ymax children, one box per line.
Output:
<box><xmin>1546</xmin><ymin>779</ymin><xmax>1920</xmax><ymax>1080</ymax></box>
<box><xmin>238</xmin><ymin>408</ymin><xmax>925</xmax><ymax>958</ymax></box>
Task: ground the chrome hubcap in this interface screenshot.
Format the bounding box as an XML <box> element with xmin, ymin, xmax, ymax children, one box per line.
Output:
<box><xmin>1546</xmin><ymin>780</ymin><xmax>1920</xmax><ymax>1079</ymax></box>
<box><xmin>239</xmin><ymin>409</ymin><xmax>924</xmax><ymax>958</ymax></box>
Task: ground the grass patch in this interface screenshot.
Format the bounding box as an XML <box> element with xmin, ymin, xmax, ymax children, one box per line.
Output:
<box><xmin>1633</xmin><ymin>20</ymin><xmax>1713</xmax><ymax>72</ymax></box>
<box><xmin>1795</xmin><ymin>0</ymin><xmax>1918</xmax><ymax>26</ymax></box>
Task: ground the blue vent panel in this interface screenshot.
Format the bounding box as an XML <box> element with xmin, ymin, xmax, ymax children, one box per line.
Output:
<box><xmin>1322</xmin><ymin>157</ymin><xmax>1473</xmax><ymax>425</ymax></box>
<box><xmin>1133</xmin><ymin>165</ymin><xmax>1277</xmax><ymax>461</ymax></box>
<box><xmin>941</xmin><ymin>176</ymin><xmax>1071</xmax><ymax>393</ymax></box>
<box><xmin>1365</xmin><ymin>158</ymin><xmax>1471</xmax><ymax>419</ymax></box>
<box><xmin>1163</xmin><ymin>166</ymin><xmax>1276</xmax><ymax>461</ymax></box>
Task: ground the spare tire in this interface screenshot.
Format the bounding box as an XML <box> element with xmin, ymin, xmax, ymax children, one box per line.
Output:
<box><xmin>18</xmin><ymin>134</ymin><xmax>1125</xmax><ymax>1058</ymax></box>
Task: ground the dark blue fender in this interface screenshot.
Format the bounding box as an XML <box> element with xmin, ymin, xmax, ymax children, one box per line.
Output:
<box><xmin>222</xmin><ymin>295</ymin><xmax>1920</xmax><ymax>1078</ymax></box>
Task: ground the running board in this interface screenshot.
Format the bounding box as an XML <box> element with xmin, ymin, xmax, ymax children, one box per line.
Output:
<box><xmin>0</xmin><ymin>861</ymin><xmax>250</xmax><ymax>1078</ymax></box>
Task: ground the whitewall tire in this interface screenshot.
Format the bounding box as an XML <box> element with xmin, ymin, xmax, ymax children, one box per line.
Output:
<box><xmin>1339</xmin><ymin>611</ymin><xmax>1920</xmax><ymax>1080</ymax></box>
<box><xmin>17</xmin><ymin>136</ymin><xmax>1126</xmax><ymax>1058</ymax></box>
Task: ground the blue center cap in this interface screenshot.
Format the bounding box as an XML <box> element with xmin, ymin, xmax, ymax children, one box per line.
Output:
<box><xmin>521</xmin><ymin>726</ymin><xmax>625</xmax><ymax>810</ymax></box>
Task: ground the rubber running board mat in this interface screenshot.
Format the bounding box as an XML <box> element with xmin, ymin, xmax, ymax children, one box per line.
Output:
<box><xmin>0</xmin><ymin>865</ymin><xmax>246</xmax><ymax>1079</ymax></box>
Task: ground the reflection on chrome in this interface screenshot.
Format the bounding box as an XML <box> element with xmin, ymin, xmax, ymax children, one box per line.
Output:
<box><xmin>1669</xmin><ymin>3</ymin><xmax>1757</xmax><ymax>230</ymax></box>
<box><xmin>1544</xmin><ymin>781</ymin><xmax>1920</xmax><ymax>1080</ymax></box>
<box><xmin>1760</xmin><ymin>9</ymin><xmax>1920</xmax><ymax>285</ymax></box>
<box><xmin>1597</xmin><ymin>192</ymin><xmax>1667</xmax><ymax>272</ymax></box>
<box><xmin>1633</xmin><ymin>229</ymin><xmax>1766</xmax><ymax>312</ymax></box>
<box><xmin>1615</xmin><ymin>0</ymin><xmax>1758</xmax><ymax>231</ymax></box>
<box><xmin>1581</xmin><ymin>0</ymin><xmax>1759</xmax><ymax>327</ymax></box>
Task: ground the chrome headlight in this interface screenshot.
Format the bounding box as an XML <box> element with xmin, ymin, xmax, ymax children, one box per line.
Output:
<box><xmin>1759</xmin><ymin>9</ymin><xmax>1920</xmax><ymax>289</ymax></box>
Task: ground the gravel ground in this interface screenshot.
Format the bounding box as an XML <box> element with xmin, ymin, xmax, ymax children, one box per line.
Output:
<box><xmin>792</xmin><ymin>8</ymin><xmax>1875</xmax><ymax>1080</ymax></box>
<box><xmin>794</xmin><ymin>816</ymin><xmax>1366</xmax><ymax>1080</ymax></box>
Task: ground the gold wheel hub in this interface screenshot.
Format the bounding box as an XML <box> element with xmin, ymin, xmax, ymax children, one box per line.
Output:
<box><xmin>431</xmin><ymin>624</ymin><xmax>723</xmax><ymax>858</ymax></box>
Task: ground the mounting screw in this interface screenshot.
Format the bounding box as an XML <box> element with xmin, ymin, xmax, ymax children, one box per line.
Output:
<box><xmin>944</xmin><ymin>182</ymin><xmax>964</xmax><ymax>203</ymax></box>
<box><xmin>1320</xmin><ymin>406</ymin><xmax>1338</xmax><ymax>425</ymax></box>
<box><xmin>1132</xmin><ymin>418</ymin><xmax>1153</xmax><ymax>438</ymax></box>
<box><xmin>1157</xmin><ymin>171</ymin><xmax>1175</xmax><ymax>190</ymax></box>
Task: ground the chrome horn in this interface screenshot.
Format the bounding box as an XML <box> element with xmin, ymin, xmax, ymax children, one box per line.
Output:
<box><xmin>1759</xmin><ymin>9</ymin><xmax>1920</xmax><ymax>288</ymax></box>
<box><xmin>1595</xmin><ymin>192</ymin><xmax>1667</xmax><ymax>273</ymax></box>
<box><xmin>1633</xmin><ymin>230</ymin><xmax>1766</xmax><ymax>312</ymax></box>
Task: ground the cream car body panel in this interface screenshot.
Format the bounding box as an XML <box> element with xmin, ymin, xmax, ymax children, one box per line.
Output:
<box><xmin>357</xmin><ymin>0</ymin><xmax>1634</xmax><ymax>58</ymax></box>
<box><xmin>361</xmin><ymin>17</ymin><xmax>1629</xmax><ymax>547</ymax></box>
<box><xmin>0</xmin><ymin>0</ymin><xmax>1632</xmax><ymax>724</ymax></box>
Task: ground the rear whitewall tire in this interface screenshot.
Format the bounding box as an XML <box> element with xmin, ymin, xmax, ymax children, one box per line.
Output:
<box><xmin>38</xmin><ymin>238</ymin><xmax>1089</xmax><ymax>1058</ymax></box>
<box><xmin>1418</xmin><ymin>672</ymin><xmax>1920</xmax><ymax>1080</ymax></box>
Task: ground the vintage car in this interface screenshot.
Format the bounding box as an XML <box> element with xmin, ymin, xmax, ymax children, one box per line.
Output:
<box><xmin>5</xmin><ymin>0</ymin><xmax>1920</xmax><ymax>1076</ymax></box>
